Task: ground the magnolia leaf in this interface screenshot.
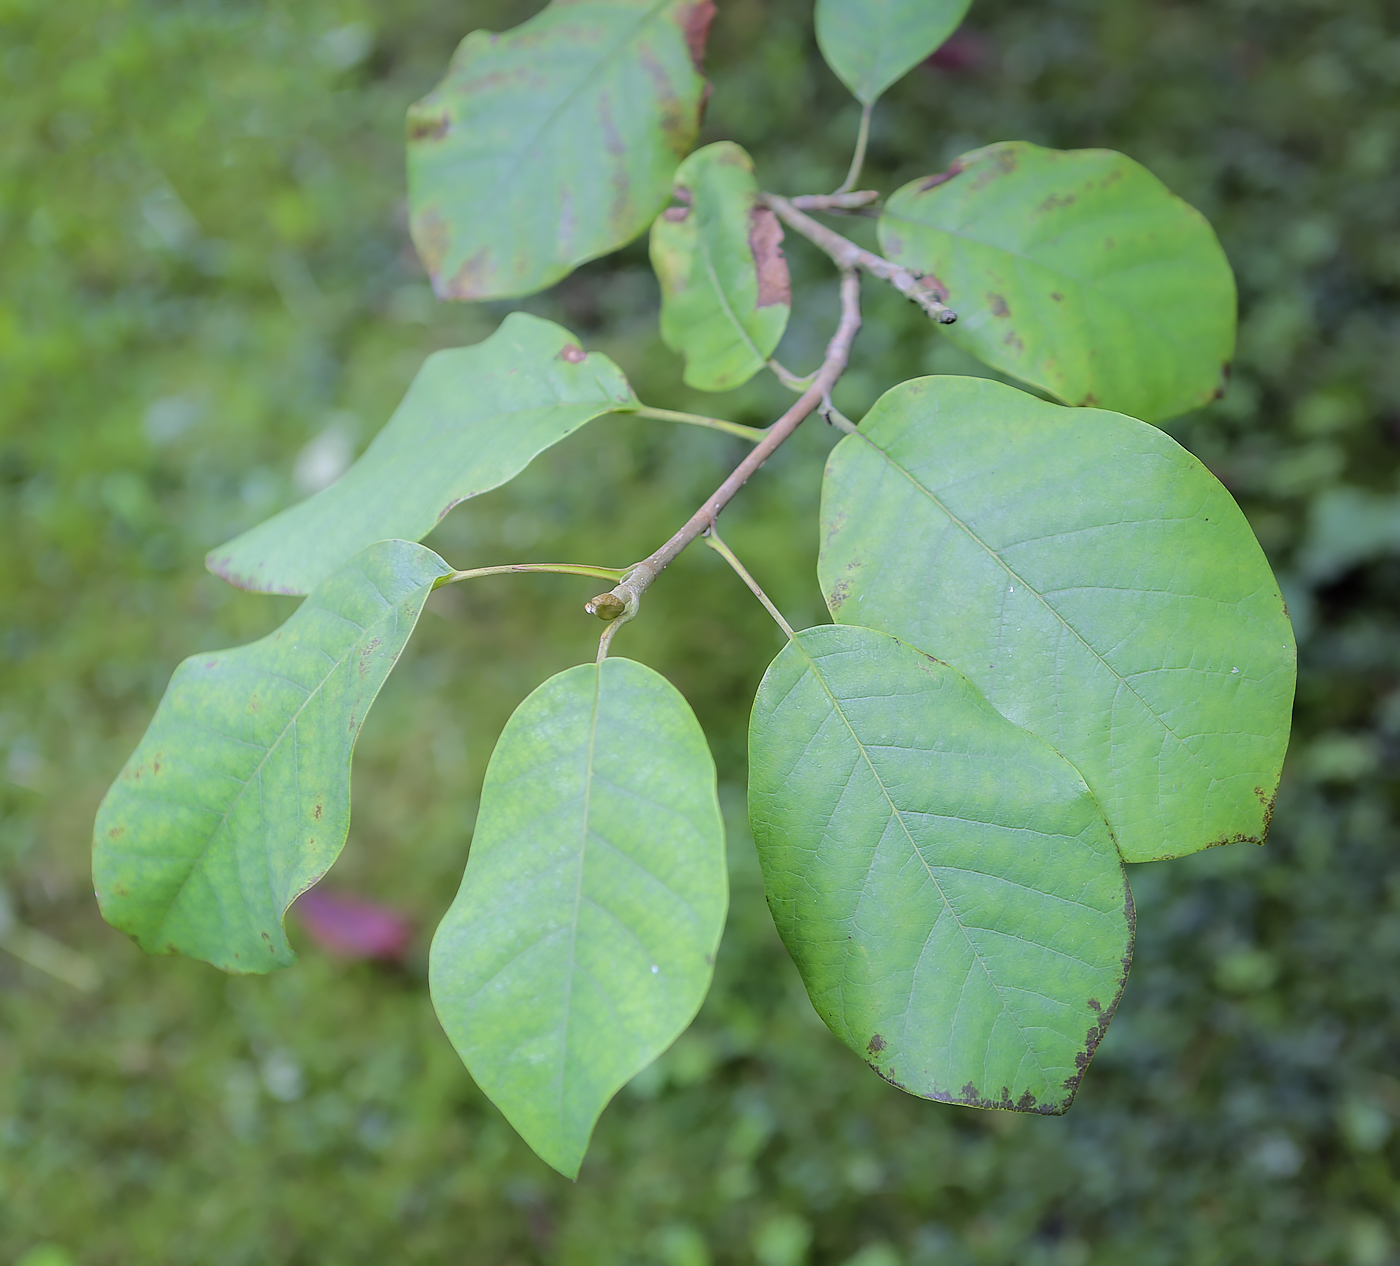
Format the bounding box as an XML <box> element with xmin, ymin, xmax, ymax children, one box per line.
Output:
<box><xmin>93</xmin><ymin>541</ymin><xmax>451</xmax><ymax>973</ymax></box>
<box><xmin>431</xmin><ymin>658</ymin><xmax>727</xmax><ymax>1179</ymax></box>
<box><xmin>879</xmin><ymin>142</ymin><xmax>1236</xmax><ymax>423</ymax></box>
<box><xmin>816</xmin><ymin>0</ymin><xmax>972</xmax><ymax>105</ymax></box>
<box><xmin>208</xmin><ymin>313</ymin><xmax>637</xmax><ymax>595</ymax></box>
<box><xmin>408</xmin><ymin>0</ymin><xmax>715</xmax><ymax>301</ymax></box>
<box><xmin>819</xmin><ymin>376</ymin><xmax>1296</xmax><ymax>864</ymax></box>
<box><xmin>650</xmin><ymin>141</ymin><xmax>791</xmax><ymax>391</ymax></box>
<box><xmin>749</xmin><ymin>624</ymin><xmax>1132</xmax><ymax>1113</ymax></box>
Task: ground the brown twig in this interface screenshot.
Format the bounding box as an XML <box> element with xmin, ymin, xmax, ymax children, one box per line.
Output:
<box><xmin>762</xmin><ymin>191</ymin><xmax>958</xmax><ymax>325</ymax></box>
<box><xmin>593</xmin><ymin>270</ymin><xmax>863</xmax><ymax>655</ymax></box>
<box><xmin>790</xmin><ymin>191</ymin><xmax>881</xmax><ymax>212</ymax></box>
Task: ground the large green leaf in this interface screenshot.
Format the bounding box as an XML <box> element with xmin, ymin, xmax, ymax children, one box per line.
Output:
<box><xmin>878</xmin><ymin>142</ymin><xmax>1236</xmax><ymax>423</ymax></box>
<box><xmin>749</xmin><ymin>624</ymin><xmax>1132</xmax><ymax>1113</ymax></box>
<box><xmin>431</xmin><ymin>658</ymin><xmax>727</xmax><ymax>1178</ymax></box>
<box><xmin>207</xmin><ymin>313</ymin><xmax>637</xmax><ymax>595</ymax></box>
<box><xmin>407</xmin><ymin>0</ymin><xmax>714</xmax><ymax>301</ymax></box>
<box><xmin>819</xmin><ymin>376</ymin><xmax>1296</xmax><ymax>863</ymax></box>
<box><xmin>650</xmin><ymin>141</ymin><xmax>791</xmax><ymax>391</ymax></box>
<box><xmin>815</xmin><ymin>0</ymin><xmax>972</xmax><ymax>105</ymax></box>
<box><xmin>93</xmin><ymin>541</ymin><xmax>451</xmax><ymax>973</ymax></box>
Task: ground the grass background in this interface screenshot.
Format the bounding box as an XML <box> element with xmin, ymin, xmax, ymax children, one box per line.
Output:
<box><xmin>3</xmin><ymin>0</ymin><xmax>1400</xmax><ymax>1261</ymax></box>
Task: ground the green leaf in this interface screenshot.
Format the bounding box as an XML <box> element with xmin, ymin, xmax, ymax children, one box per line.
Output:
<box><xmin>207</xmin><ymin>313</ymin><xmax>638</xmax><ymax>595</ymax></box>
<box><xmin>819</xmin><ymin>375</ymin><xmax>1296</xmax><ymax>864</ymax></box>
<box><xmin>407</xmin><ymin>0</ymin><xmax>715</xmax><ymax>301</ymax></box>
<box><xmin>879</xmin><ymin>141</ymin><xmax>1236</xmax><ymax>423</ymax></box>
<box><xmin>748</xmin><ymin>623</ymin><xmax>1132</xmax><ymax>1113</ymax></box>
<box><xmin>431</xmin><ymin>658</ymin><xmax>727</xmax><ymax>1178</ymax></box>
<box><xmin>93</xmin><ymin>541</ymin><xmax>451</xmax><ymax>973</ymax></box>
<box><xmin>816</xmin><ymin>0</ymin><xmax>972</xmax><ymax>105</ymax></box>
<box><xmin>650</xmin><ymin>141</ymin><xmax>791</xmax><ymax>391</ymax></box>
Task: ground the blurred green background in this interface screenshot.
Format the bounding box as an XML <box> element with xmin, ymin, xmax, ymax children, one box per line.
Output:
<box><xmin>3</xmin><ymin>0</ymin><xmax>1400</xmax><ymax>1261</ymax></box>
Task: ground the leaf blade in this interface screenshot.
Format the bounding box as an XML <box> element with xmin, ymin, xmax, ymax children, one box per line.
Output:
<box><xmin>207</xmin><ymin>313</ymin><xmax>637</xmax><ymax>595</ymax></box>
<box><xmin>749</xmin><ymin>624</ymin><xmax>1132</xmax><ymax>1112</ymax></box>
<box><xmin>815</xmin><ymin>0</ymin><xmax>972</xmax><ymax>105</ymax></box>
<box><xmin>408</xmin><ymin>0</ymin><xmax>714</xmax><ymax>300</ymax></box>
<box><xmin>430</xmin><ymin>658</ymin><xmax>727</xmax><ymax>1178</ymax></box>
<box><xmin>879</xmin><ymin>142</ymin><xmax>1236</xmax><ymax>422</ymax></box>
<box><xmin>93</xmin><ymin>540</ymin><xmax>451</xmax><ymax>972</ymax></box>
<box><xmin>651</xmin><ymin>141</ymin><xmax>791</xmax><ymax>391</ymax></box>
<box><xmin>819</xmin><ymin>375</ymin><xmax>1296</xmax><ymax>863</ymax></box>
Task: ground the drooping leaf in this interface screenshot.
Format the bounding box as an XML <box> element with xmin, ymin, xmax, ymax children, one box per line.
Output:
<box><xmin>816</xmin><ymin>0</ymin><xmax>972</xmax><ymax>105</ymax></box>
<box><xmin>819</xmin><ymin>375</ymin><xmax>1296</xmax><ymax>864</ymax></box>
<box><xmin>749</xmin><ymin>623</ymin><xmax>1132</xmax><ymax>1113</ymax></box>
<box><xmin>208</xmin><ymin>313</ymin><xmax>637</xmax><ymax>595</ymax></box>
<box><xmin>93</xmin><ymin>541</ymin><xmax>451</xmax><ymax>973</ymax></box>
<box><xmin>431</xmin><ymin>658</ymin><xmax>727</xmax><ymax>1178</ymax></box>
<box><xmin>879</xmin><ymin>142</ymin><xmax>1236</xmax><ymax>423</ymax></box>
<box><xmin>407</xmin><ymin>0</ymin><xmax>715</xmax><ymax>301</ymax></box>
<box><xmin>650</xmin><ymin>141</ymin><xmax>791</xmax><ymax>391</ymax></box>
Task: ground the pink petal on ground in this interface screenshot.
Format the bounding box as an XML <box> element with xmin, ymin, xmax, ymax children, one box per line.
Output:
<box><xmin>294</xmin><ymin>889</ymin><xmax>413</xmax><ymax>960</ymax></box>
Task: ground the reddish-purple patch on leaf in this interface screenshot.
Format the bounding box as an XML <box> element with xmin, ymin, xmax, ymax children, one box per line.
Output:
<box><xmin>295</xmin><ymin>888</ymin><xmax>412</xmax><ymax>960</ymax></box>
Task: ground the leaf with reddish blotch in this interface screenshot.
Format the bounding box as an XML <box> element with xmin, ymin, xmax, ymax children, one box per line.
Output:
<box><xmin>408</xmin><ymin>0</ymin><xmax>715</xmax><ymax>301</ymax></box>
<box><xmin>650</xmin><ymin>142</ymin><xmax>791</xmax><ymax>391</ymax></box>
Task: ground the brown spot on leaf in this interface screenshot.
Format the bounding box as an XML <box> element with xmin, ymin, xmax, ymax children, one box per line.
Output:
<box><xmin>680</xmin><ymin>0</ymin><xmax>717</xmax><ymax>72</ymax></box>
<box><xmin>440</xmin><ymin>247</ymin><xmax>496</xmax><ymax>301</ymax></box>
<box><xmin>867</xmin><ymin>1034</ymin><xmax>886</xmax><ymax>1055</ymax></box>
<box><xmin>748</xmin><ymin>206</ymin><xmax>790</xmax><ymax>308</ymax></box>
<box><xmin>1050</xmin><ymin>291</ymin><xmax>1064</xmax><ymax>302</ymax></box>
<box><xmin>868</xmin><ymin>1063</ymin><xmax>907</xmax><ymax>1092</ymax></box>
<box><xmin>988</xmin><ymin>293</ymin><xmax>1009</xmax><ymax>318</ymax></box>
<box><xmin>828</xmin><ymin>579</ymin><xmax>850</xmax><ymax>612</ymax></box>
<box><xmin>663</xmin><ymin>205</ymin><xmax>690</xmax><ymax>223</ymax></box>
<box><xmin>919</xmin><ymin>158</ymin><xmax>966</xmax><ymax>191</ymax></box>
<box><xmin>1078</xmin><ymin>393</ymin><xmax>1099</xmax><ymax>406</ymax></box>
<box><xmin>1037</xmin><ymin>192</ymin><xmax>1077</xmax><ymax>213</ymax></box>
<box><xmin>1003</xmin><ymin>331</ymin><xmax>1025</xmax><ymax>353</ymax></box>
<box><xmin>558</xmin><ymin>343</ymin><xmax>586</xmax><ymax>364</ymax></box>
<box><xmin>407</xmin><ymin>109</ymin><xmax>450</xmax><ymax>143</ymax></box>
<box><xmin>108</xmin><ymin>826</ymin><xmax>124</xmax><ymax>838</ymax></box>
<box><xmin>313</xmin><ymin>803</ymin><xmax>323</xmax><ymax>820</ymax></box>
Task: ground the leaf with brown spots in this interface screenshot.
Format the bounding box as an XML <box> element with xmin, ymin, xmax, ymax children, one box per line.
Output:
<box><xmin>407</xmin><ymin>0</ymin><xmax>712</xmax><ymax>301</ymax></box>
<box><xmin>650</xmin><ymin>142</ymin><xmax>791</xmax><ymax>391</ymax></box>
<box><xmin>93</xmin><ymin>541</ymin><xmax>450</xmax><ymax>973</ymax></box>
<box><xmin>879</xmin><ymin>141</ymin><xmax>1237</xmax><ymax>423</ymax></box>
<box><xmin>749</xmin><ymin>624</ymin><xmax>1133</xmax><ymax>1113</ymax></box>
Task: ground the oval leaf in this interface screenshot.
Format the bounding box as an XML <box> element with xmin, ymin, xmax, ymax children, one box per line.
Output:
<box><xmin>93</xmin><ymin>541</ymin><xmax>451</xmax><ymax>972</ymax></box>
<box><xmin>208</xmin><ymin>313</ymin><xmax>637</xmax><ymax>595</ymax></box>
<box><xmin>819</xmin><ymin>376</ymin><xmax>1296</xmax><ymax>863</ymax></box>
<box><xmin>650</xmin><ymin>141</ymin><xmax>791</xmax><ymax>391</ymax></box>
<box><xmin>408</xmin><ymin>0</ymin><xmax>715</xmax><ymax>300</ymax></box>
<box><xmin>878</xmin><ymin>142</ymin><xmax>1236</xmax><ymax>423</ymax></box>
<box><xmin>431</xmin><ymin>658</ymin><xmax>727</xmax><ymax>1178</ymax></box>
<box><xmin>816</xmin><ymin>0</ymin><xmax>972</xmax><ymax>105</ymax></box>
<box><xmin>749</xmin><ymin>624</ymin><xmax>1133</xmax><ymax>1113</ymax></box>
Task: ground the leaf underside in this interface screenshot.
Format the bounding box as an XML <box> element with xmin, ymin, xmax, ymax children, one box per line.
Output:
<box><xmin>815</xmin><ymin>0</ymin><xmax>972</xmax><ymax>105</ymax></box>
<box><xmin>749</xmin><ymin>624</ymin><xmax>1133</xmax><ymax>1113</ymax></box>
<box><xmin>431</xmin><ymin>658</ymin><xmax>727</xmax><ymax>1179</ymax></box>
<box><xmin>819</xmin><ymin>375</ymin><xmax>1296</xmax><ymax>864</ymax></box>
<box><xmin>408</xmin><ymin>0</ymin><xmax>715</xmax><ymax>301</ymax></box>
<box><xmin>207</xmin><ymin>313</ymin><xmax>637</xmax><ymax>595</ymax></box>
<box><xmin>651</xmin><ymin>141</ymin><xmax>791</xmax><ymax>392</ymax></box>
<box><xmin>93</xmin><ymin>540</ymin><xmax>451</xmax><ymax>972</ymax></box>
<box><xmin>879</xmin><ymin>141</ymin><xmax>1237</xmax><ymax>423</ymax></box>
